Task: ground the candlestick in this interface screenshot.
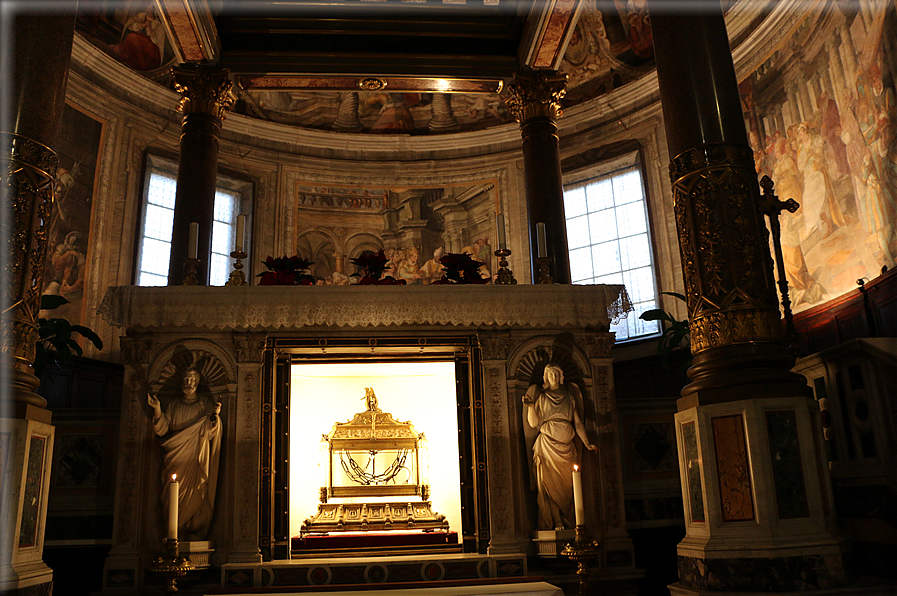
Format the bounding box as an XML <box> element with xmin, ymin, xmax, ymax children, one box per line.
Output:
<box><xmin>536</xmin><ymin>222</ymin><xmax>547</xmax><ymax>258</ymax></box>
<box><xmin>235</xmin><ymin>214</ymin><xmax>245</xmax><ymax>253</ymax></box>
<box><xmin>572</xmin><ymin>465</ymin><xmax>585</xmax><ymax>526</ymax></box>
<box><xmin>188</xmin><ymin>222</ymin><xmax>199</xmax><ymax>260</ymax></box>
<box><xmin>168</xmin><ymin>474</ymin><xmax>179</xmax><ymax>540</ymax></box>
<box><xmin>494</xmin><ymin>248</ymin><xmax>516</xmax><ymax>284</ymax></box>
<box><xmin>497</xmin><ymin>213</ymin><xmax>507</xmax><ymax>250</ymax></box>
<box><xmin>225</xmin><ymin>250</ymin><xmax>248</xmax><ymax>286</ymax></box>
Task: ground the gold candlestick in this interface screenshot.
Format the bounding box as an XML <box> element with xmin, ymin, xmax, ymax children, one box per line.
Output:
<box><xmin>535</xmin><ymin>257</ymin><xmax>553</xmax><ymax>284</ymax></box>
<box><xmin>225</xmin><ymin>250</ymin><xmax>248</xmax><ymax>286</ymax></box>
<box><xmin>182</xmin><ymin>258</ymin><xmax>201</xmax><ymax>286</ymax></box>
<box><xmin>494</xmin><ymin>248</ymin><xmax>517</xmax><ymax>285</ymax></box>
<box><xmin>561</xmin><ymin>525</ymin><xmax>601</xmax><ymax>596</ymax></box>
<box><xmin>150</xmin><ymin>538</ymin><xmax>194</xmax><ymax>593</ymax></box>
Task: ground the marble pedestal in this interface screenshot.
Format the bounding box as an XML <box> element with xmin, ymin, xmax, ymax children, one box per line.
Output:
<box><xmin>531</xmin><ymin>530</ymin><xmax>576</xmax><ymax>558</ymax></box>
<box><xmin>0</xmin><ymin>410</ymin><xmax>55</xmax><ymax>594</ymax></box>
<box><xmin>180</xmin><ymin>540</ymin><xmax>214</xmax><ymax>569</ymax></box>
<box><xmin>674</xmin><ymin>395</ymin><xmax>847</xmax><ymax>592</ymax></box>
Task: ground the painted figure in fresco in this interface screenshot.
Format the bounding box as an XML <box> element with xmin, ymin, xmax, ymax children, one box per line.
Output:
<box><xmin>523</xmin><ymin>364</ymin><xmax>597</xmax><ymax>530</ymax></box>
<box><xmin>396</xmin><ymin>246</ymin><xmax>421</xmax><ymax>284</ymax></box>
<box><xmin>418</xmin><ymin>247</ymin><xmax>445</xmax><ymax>285</ymax></box>
<box><xmin>108</xmin><ymin>7</ymin><xmax>166</xmax><ymax>72</ymax></box>
<box><xmin>368</xmin><ymin>93</ymin><xmax>416</xmax><ymax>133</ymax></box>
<box><xmin>147</xmin><ymin>366</ymin><xmax>222</xmax><ymax>540</ymax></box>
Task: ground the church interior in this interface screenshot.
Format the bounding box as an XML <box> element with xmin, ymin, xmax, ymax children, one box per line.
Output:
<box><xmin>3</xmin><ymin>0</ymin><xmax>897</xmax><ymax>594</ymax></box>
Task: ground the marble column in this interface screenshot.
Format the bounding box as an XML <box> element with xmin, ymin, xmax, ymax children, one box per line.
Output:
<box><xmin>168</xmin><ymin>65</ymin><xmax>235</xmax><ymax>285</ymax></box>
<box><xmin>1</xmin><ymin>11</ymin><xmax>76</xmax><ymax>595</ymax></box>
<box><xmin>504</xmin><ymin>70</ymin><xmax>572</xmax><ymax>284</ymax></box>
<box><xmin>650</xmin><ymin>4</ymin><xmax>846</xmax><ymax>593</ymax></box>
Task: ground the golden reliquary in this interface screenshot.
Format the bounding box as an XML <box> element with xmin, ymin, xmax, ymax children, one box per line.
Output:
<box><xmin>300</xmin><ymin>388</ymin><xmax>449</xmax><ymax>534</ymax></box>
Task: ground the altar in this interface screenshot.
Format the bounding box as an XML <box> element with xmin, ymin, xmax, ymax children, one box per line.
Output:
<box><xmin>97</xmin><ymin>284</ymin><xmax>637</xmax><ymax>591</ymax></box>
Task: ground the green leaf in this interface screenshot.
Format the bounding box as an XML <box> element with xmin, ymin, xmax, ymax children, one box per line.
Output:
<box><xmin>70</xmin><ymin>325</ymin><xmax>104</xmax><ymax>350</ymax></box>
<box><xmin>662</xmin><ymin>291</ymin><xmax>687</xmax><ymax>302</ymax></box>
<box><xmin>639</xmin><ymin>309</ymin><xmax>673</xmax><ymax>323</ymax></box>
<box><xmin>40</xmin><ymin>295</ymin><xmax>70</xmax><ymax>311</ymax></box>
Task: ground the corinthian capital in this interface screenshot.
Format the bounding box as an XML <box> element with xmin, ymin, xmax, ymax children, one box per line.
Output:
<box><xmin>504</xmin><ymin>69</ymin><xmax>567</xmax><ymax>123</ymax></box>
<box><xmin>172</xmin><ymin>64</ymin><xmax>236</xmax><ymax>120</ymax></box>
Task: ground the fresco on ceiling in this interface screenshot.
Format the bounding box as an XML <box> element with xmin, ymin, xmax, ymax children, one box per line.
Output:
<box><xmin>740</xmin><ymin>6</ymin><xmax>895</xmax><ymax>312</ymax></box>
<box><xmin>40</xmin><ymin>104</ymin><xmax>105</xmax><ymax>326</ymax></box>
<box><xmin>559</xmin><ymin>0</ymin><xmax>655</xmax><ymax>105</ymax></box>
<box><xmin>236</xmin><ymin>89</ymin><xmax>514</xmax><ymax>134</ymax></box>
<box><xmin>76</xmin><ymin>1</ymin><xmax>175</xmax><ymax>76</ymax></box>
<box><xmin>293</xmin><ymin>183</ymin><xmax>498</xmax><ymax>284</ymax></box>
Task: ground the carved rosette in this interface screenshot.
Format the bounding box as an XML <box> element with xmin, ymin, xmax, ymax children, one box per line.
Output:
<box><xmin>2</xmin><ymin>133</ymin><xmax>59</xmax><ymax>371</ymax></box>
<box><xmin>504</xmin><ymin>70</ymin><xmax>567</xmax><ymax>123</ymax></box>
<box><xmin>172</xmin><ymin>65</ymin><xmax>236</xmax><ymax>121</ymax></box>
<box><xmin>669</xmin><ymin>143</ymin><xmax>782</xmax><ymax>354</ymax></box>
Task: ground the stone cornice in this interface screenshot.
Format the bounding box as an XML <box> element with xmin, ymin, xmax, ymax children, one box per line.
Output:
<box><xmin>98</xmin><ymin>285</ymin><xmax>631</xmax><ymax>331</ymax></box>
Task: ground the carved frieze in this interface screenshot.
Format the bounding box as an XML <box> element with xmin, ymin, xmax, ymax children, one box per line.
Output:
<box><xmin>479</xmin><ymin>332</ymin><xmax>512</xmax><ymax>361</ymax></box>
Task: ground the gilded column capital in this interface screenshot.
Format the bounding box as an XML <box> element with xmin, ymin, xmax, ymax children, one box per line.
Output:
<box><xmin>504</xmin><ymin>70</ymin><xmax>567</xmax><ymax>123</ymax></box>
<box><xmin>172</xmin><ymin>64</ymin><xmax>236</xmax><ymax>120</ymax></box>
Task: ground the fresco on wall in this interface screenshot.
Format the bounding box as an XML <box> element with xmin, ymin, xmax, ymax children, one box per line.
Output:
<box><xmin>237</xmin><ymin>89</ymin><xmax>514</xmax><ymax>134</ymax></box>
<box><xmin>740</xmin><ymin>9</ymin><xmax>896</xmax><ymax>312</ymax></box>
<box><xmin>293</xmin><ymin>183</ymin><xmax>498</xmax><ymax>284</ymax></box>
<box><xmin>76</xmin><ymin>2</ymin><xmax>174</xmax><ymax>76</ymax></box>
<box><xmin>558</xmin><ymin>0</ymin><xmax>655</xmax><ymax>105</ymax></box>
<box><xmin>40</xmin><ymin>104</ymin><xmax>104</xmax><ymax>325</ymax></box>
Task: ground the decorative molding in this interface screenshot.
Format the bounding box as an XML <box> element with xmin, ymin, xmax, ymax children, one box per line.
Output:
<box><xmin>120</xmin><ymin>332</ymin><xmax>155</xmax><ymax>366</ymax></box>
<box><xmin>98</xmin><ymin>285</ymin><xmax>631</xmax><ymax>331</ymax></box>
<box><xmin>232</xmin><ymin>333</ymin><xmax>267</xmax><ymax>363</ymax></box>
<box><xmin>172</xmin><ymin>64</ymin><xmax>236</xmax><ymax>120</ymax></box>
<box><xmin>478</xmin><ymin>333</ymin><xmax>512</xmax><ymax>361</ymax></box>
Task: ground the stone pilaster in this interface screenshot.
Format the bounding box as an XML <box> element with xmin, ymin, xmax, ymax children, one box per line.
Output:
<box><xmin>102</xmin><ymin>332</ymin><xmax>155</xmax><ymax>591</ymax></box>
<box><xmin>168</xmin><ymin>65</ymin><xmax>236</xmax><ymax>285</ymax></box>
<box><xmin>504</xmin><ymin>70</ymin><xmax>571</xmax><ymax>284</ymax></box>
<box><xmin>478</xmin><ymin>332</ymin><xmax>528</xmax><ymax>554</ymax></box>
<box><xmin>227</xmin><ymin>333</ymin><xmax>267</xmax><ymax>564</ymax></box>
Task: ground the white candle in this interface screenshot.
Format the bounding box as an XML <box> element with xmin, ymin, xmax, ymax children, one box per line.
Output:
<box><xmin>235</xmin><ymin>214</ymin><xmax>245</xmax><ymax>253</ymax></box>
<box><xmin>536</xmin><ymin>222</ymin><xmax>547</xmax><ymax>258</ymax></box>
<box><xmin>188</xmin><ymin>222</ymin><xmax>199</xmax><ymax>259</ymax></box>
<box><xmin>497</xmin><ymin>214</ymin><xmax>507</xmax><ymax>250</ymax></box>
<box><xmin>168</xmin><ymin>473</ymin><xmax>179</xmax><ymax>540</ymax></box>
<box><xmin>572</xmin><ymin>465</ymin><xmax>585</xmax><ymax>526</ymax></box>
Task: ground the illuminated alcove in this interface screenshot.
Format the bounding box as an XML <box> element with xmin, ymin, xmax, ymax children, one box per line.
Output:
<box><xmin>288</xmin><ymin>361</ymin><xmax>462</xmax><ymax>540</ymax></box>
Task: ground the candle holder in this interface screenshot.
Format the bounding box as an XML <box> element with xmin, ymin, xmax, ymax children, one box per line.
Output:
<box><xmin>182</xmin><ymin>258</ymin><xmax>200</xmax><ymax>286</ymax></box>
<box><xmin>225</xmin><ymin>250</ymin><xmax>248</xmax><ymax>286</ymax></box>
<box><xmin>561</xmin><ymin>525</ymin><xmax>601</xmax><ymax>596</ymax></box>
<box><xmin>150</xmin><ymin>538</ymin><xmax>194</xmax><ymax>593</ymax></box>
<box><xmin>494</xmin><ymin>248</ymin><xmax>517</xmax><ymax>285</ymax></box>
<box><xmin>535</xmin><ymin>257</ymin><xmax>553</xmax><ymax>284</ymax></box>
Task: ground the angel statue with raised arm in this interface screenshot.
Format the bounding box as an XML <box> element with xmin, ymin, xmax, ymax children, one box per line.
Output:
<box><xmin>522</xmin><ymin>363</ymin><xmax>597</xmax><ymax>530</ymax></box>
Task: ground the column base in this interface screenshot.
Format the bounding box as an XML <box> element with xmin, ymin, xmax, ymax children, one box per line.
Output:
<box><xmin>532</xmin><ymin>529</ymin><xmax>576</xmax><ymax>557</ymax></box>
<box><xmin>0</xmin><ymin>561</ymin><xmax>53</xmax><ymax>594</ymax></box>
<box><xmin>675</xmin><ymin>549</ymin><xmax>848</xmax><ymax>592</ymax></box>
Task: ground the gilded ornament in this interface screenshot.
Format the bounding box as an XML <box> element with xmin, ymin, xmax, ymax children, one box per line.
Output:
<box><xmin>504</xmin><ymin>70</ymin><xmax>567</xmax><ymax>123</ymax></box>
<box><xmin>172</xmin><ymin>65</ymin><xmax>236</xmax><ymax>120</ymax></box>
<box><xmin>670</xmin><ymin>143</ymin><xmax>782</xmax><ymax>355</ymax></box>
<box><xmin>357</xmin><ymin>77</ymin><xmax>387</xmax><ymax>91</ymax></box>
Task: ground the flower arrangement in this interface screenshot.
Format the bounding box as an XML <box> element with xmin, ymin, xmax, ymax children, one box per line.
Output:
<box><xmin>432</xmin><ymin>252</ymin><xmax>491</xmax><ymax>284</ymax></box>
<box><xmin>351</xmin><ymin>250</ymin><xmax>406</xmax><ymax>285</ymax></box>
<box><xmin>257</xmin><ymin>255</ymin><xmax>315</xmax><ymax>285</ymax></box>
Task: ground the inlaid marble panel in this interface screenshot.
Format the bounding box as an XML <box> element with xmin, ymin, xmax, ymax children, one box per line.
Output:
<box><xmin>766</xmin><ymin>410</ymin><xmax>809</xmax><ymax>518</ymax></box>
<box><xmin>712</xmin><ymin>415</ymin><xmax>754</xmax><ymax>522</ymax></box>
<box><xmin>681</xmin><ymin>421</ymin><xmax>705</xmax><ymax>523</ymax></box>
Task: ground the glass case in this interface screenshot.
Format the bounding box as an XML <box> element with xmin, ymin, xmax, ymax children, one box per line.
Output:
<box><xmin>300</xmin><ymin>388</ymin><xmax>448</xmax><ymax>534</ymax></box>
